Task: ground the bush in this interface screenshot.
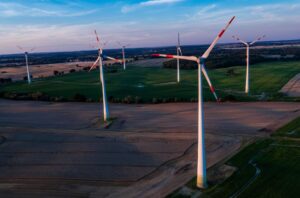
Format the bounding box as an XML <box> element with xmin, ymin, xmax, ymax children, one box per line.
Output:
<box><xmin>53</xmin><ymin>70</ymin><xmax>59</xmax><ymax>76</ymax></box>
<box><xmin>53</xmin><ymin>96</ymin><xmax>67</xmax><ymax>102</ymax></box>
<box><xmin>53</xmin><ymin>70</ymin><xmax>64</xmax><ymax>76</ymax></box>
<box><xmin>152</xmin><ymin>98</ymin><xmax>158</xmax><ymax>104</ymax></box>
<box><xmin>134</xmin><ymin>96</ymin><xmax>142</xmax><ymax>104</ymax></box>
<box><xmin>110</xmin><ymin>97</ymin><xmax>119</xmax><ymax>103</ymax></box>
<box><xmin>0</xmin><ymin>78</ymin><xmax>12</xmax><ymax>84</ymax></box>
<box><xmin>69</xmin><ymin>69</ymin><xmax>76</xmax><ymax>73</ymax></box>
<box><xmin>162</xmin><ymin>98</ymin><xmax>168</xmax><ymax>103</ymax></box>
<box><xmin>152</xmin><ymin>98</ymin><xmax>162</xmax><ymax>104</ymax></box>
<box><xmin>23</xmin><ymin>75</ymin><xmax>33</xmax><ymax>81</ymax></box>
<box><xmin>83</xmin><ymin>67</ymin><xmax>90</xmax><ymax>71</ymax></box>
<box><xmin>123</xmin><ymin>95</ymin><xmax>134</xmax><ymax>104</ymax></box>
<box><xmin>222</xmin><ymin>94</ymin><xmax>237</xmax><ymax>101</ymax></box>
<box><xmin>190</xmin><ymin>97</ymin><xmax>197</xmax><ymax>102</ymax></box>
<box><xmin>31</xmin><ymin>92</ymin><xmax>44</xmax><ymax>100</ymax></box>
<box><xmin>73</xmin><ymin>93</ymin><xmax>87</xmax><ymax>102</ymax></box>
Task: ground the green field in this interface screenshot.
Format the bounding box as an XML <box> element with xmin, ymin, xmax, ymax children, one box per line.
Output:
<box><xmin>170</xmin><ymin>116</ymin><xmax>300</xmax><ymax>198</ymax></box>
<box><xmin>272</xmin><ymin>117</ymin><xmax>300</xmax><ymax>138</ymax></box>
<box><xmin>0</xmin><ymin>61</ymin><xmax>299</xmax><ymax>102</ymax></box>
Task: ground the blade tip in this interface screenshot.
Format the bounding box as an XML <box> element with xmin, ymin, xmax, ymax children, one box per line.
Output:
<box><xmin>229</xmin><ymin>16</ymin><xmax>236</xmax><ymax>24</ymax></box>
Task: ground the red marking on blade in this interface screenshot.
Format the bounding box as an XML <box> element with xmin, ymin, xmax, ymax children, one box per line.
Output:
<box><xmin>218</xmin><ymin>29</ymin><xmax>225</xmax><ymax>38</ymax></box>
<box><xmin>229</xmin><ymin>16</ymin><xmax>235</xmax><ymax>24</ymax></box>
<box><xmin>152</xmin><ymin>54</ymin><xmax>160</xmax><ymax>57</ymax></box>
<box><xmin>166</xmin><ymin>54</ymin><xmax>174</xmax><ymax>58</ymax></box>
<box><xmin>210</xmin><ymin>86</ymin><xmax>215</xmax><ymax>93</ymax></box>
<box><xmin>94</xmin><ymin>30</ymin><xmax>99</xmax><ymax>42</ymax></box>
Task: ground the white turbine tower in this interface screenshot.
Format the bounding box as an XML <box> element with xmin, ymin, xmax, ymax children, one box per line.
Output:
<box><xmin>232</xmin><ymin>35</ymin><xmax>265</xmax><ymax>94</ymax></box>
<box><xmin>177</xmin><ymin>32</ymin><xmax>183</xmax><ymax>83</ymax></box>
<box><xmin>17</xmin><ymin>46</ymin><xmax>35</xmax><ymax>84</ymax></box>
<box><xmin>117</xmin><ymin>42</ymin><xmax>130</xmax><ymax>70</ymax></box>
<box><xmin>153</xmin><ymin>16</ymin><xmax>235</xmax><ymax>188</ymax></box>
<box><xmin>90</xmin><ymin>30</ymin><xmax>122</xmax><ymax>122</ymax></box>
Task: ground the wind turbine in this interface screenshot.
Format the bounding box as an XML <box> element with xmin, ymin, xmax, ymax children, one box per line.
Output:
<box><xmin>152</xmin><ymin>16</ymin><xmax>235</xmax><ymax>188</ymax></box>
<box><xmin>17</xmin><ymin>46</ymin><xmax>35</xmax><ymax>84</ymax></box>
<box><xmin>232</xmin><ymin>35</ymin><xmax>265</xmax><ymax>94</ymax></box>
<box><xmin>177</xmin><ymin>32</ymin><xmax>182</xmax><ymax>83</ymax></box>
<box><xmin>117</xmin><ymin>42</ymin><xmax>130</xmax><ymax>70</ymax></box>
<box><xmin>89</xmin><ymin>30</ymin><xmax>122</xmax><ymax>122</ymax></box>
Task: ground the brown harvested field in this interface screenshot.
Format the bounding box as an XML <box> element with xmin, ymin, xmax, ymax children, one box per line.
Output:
<box><xmin>0</xmin><ymin>58</ymin><xmax>166</xmax><ymax>81</ymax></box>
<box><xmin>0</xmin><ymin>100</ymin><xmax>299</xmax><ymax>197</ymax></box>
<box><xmin>0</xmin><ymin>60</ymin><xmax>128</xmax><ymax>81</ymax></box>
<box><xmin>0</xmin><ymin>62</ymin><xmax>92</xmax><ymax>81</ymax></box>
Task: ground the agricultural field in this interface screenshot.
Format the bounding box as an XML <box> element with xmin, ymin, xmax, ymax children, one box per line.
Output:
<box><xmin>1</xmin><ymin>61</ymin><xmax>299</xmax><ymax>103</ymax></box>
<box><xmin>0</xmin><ymin>99</ymin><xmax>299</xmax><ymax>197</ymax></box>
<box><xmin>170</xmin><ymin>116</ymin><xmax>300</xmax><ymax>198</ymax></box>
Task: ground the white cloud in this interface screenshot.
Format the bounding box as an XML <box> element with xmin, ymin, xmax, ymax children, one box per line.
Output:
<box><xmin>122</xmin><ymin>0</ymin><xmax>184</xmax><ymax>13</ymax></box>
<box><xmin>187</xmin><ymin>3</ymin><xmax>300</xmax><ymax>24</ymax></box>
<box><xmin>0</xmin><ymin>2</ymin><xmax>97</xmax><ymax>17</ymax></box>
<box><xmin>0</xmin><ymin>21</ymin><xmax>159</xmax><ymax>54</ymax></box>
<box><xmin>180</xmin><ymin>3</ymin><xmax>300</xmax><ymax>45</ymax></box>
<box><xmin>1</xmin><ymin>2</ymin><xmax>300</xmax><ymax>54</ymax></box>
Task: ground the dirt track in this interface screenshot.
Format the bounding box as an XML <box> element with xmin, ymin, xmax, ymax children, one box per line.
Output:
<box><xmin>0</xmin><ymin>100</ymin><xmax>299</xmax><ymax>197</ymax></box>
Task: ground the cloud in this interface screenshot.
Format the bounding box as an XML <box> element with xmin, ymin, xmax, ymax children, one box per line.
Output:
<box><xmin>122</xmin><ymin>0</ymin><xmax>184</xmax><ymax>13</ymax></box>
<box><xmin>187</xmin><ymin>3</ymin><xmax>300</xmax><ymax>24</ymax></box>
<box><xmin>0</xmin><ymin>2</ymin><xmax>97</xmax><ymax>17</ymax></box>
<box><xmin>0</xmin><ymin>21</ymin><xmax>158</xmax><ymax>54</ymax></box>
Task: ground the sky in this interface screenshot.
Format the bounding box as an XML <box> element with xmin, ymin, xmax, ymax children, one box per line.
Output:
<box><xmin>0</xmin><ymin>0</ymin><xmax>300</xmax><ymax>54</ymax></box>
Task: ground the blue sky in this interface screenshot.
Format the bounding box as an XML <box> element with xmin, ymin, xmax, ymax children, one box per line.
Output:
<box><xmin>0</xmin><ymin>0</ymin><xmax>300</xmax><ymax>54</ymax></box>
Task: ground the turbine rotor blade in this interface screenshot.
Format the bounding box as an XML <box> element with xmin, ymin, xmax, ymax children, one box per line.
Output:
<box><xmin>250</xmin><ymin>35</ymin><xmax>266</xmax><ymax>45</ymax></box>
<box><xmin>232</xmin><ymin>35</ymin><xmax>248</xmax><ymax>46</ymax></box>
<box><xmin>201</xmin><ymin>64</ymin><xmax>219</xmax><ymax>101</ymax></box>
<box><xmin>89</xmin><ymin>56</ymin><xmax>100</xmax><ymax>71</ymax></box>
<box><xmin>17</xmin><ymin>45</ymin><xmax>24</xmax><ymax>51</ymax></box>
<box><xmin>103</xmin><ymin>55</ymin><xmax>122</xmax><ymax>63</ymax></box>
<box><xmin>94</xmin><ymin>30</ymin><xmax>101</xmax><ymax>49</ymax></box>
<box><xmin>152</xmin><ymin>54</ymin><xmax>198</xmax><ymax>62</ymax></box>
<box><xmin>202</xmin><ymin>16</ymin><xmax>235</xmax><ymax>59</ymax></box>
<box><xmin>103</xmin><ymin>41</ymin><xmax>108</xmax><ymax>47</ymax></box>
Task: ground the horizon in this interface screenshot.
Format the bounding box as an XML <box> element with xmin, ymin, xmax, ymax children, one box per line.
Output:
<box><xmin>0</xmin><ymin>0</ymin><xmax>300</xmax><ymax>54</ymax></box>
<box><xmin>1</xmin><ymin>38</ymin><xmax>300</xmax><ymax>57</ymax></box>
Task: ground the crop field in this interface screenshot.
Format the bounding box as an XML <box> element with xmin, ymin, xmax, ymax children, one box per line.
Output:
<box><xmin>0</xmin><ymin>99</ymin><xmax>299</xmax><ymax>197</ymax></box>
<box><xmin>0</xmin><ymin>61</ymin><xmax>299</xmax><ymax>102</ymax></box>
